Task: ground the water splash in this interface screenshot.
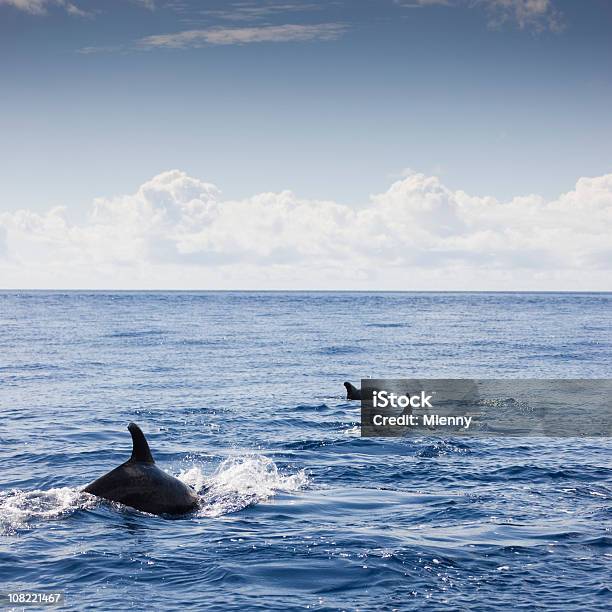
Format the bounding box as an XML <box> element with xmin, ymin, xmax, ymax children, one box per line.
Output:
<box><xmin>0</xmin><ymin>487</ymin><xmax>96</xmax><ymax>534</ymax></box>
<box><xmin>180</xmin><ymin>455</ymin><xmax>308</xmax><ymax>517</ymax></box>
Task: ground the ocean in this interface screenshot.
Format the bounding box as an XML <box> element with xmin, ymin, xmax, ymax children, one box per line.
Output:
<box><xmin>0</xmin><ymin>291</ymin><xmax>610</xmax><ymax>610</ymax></box>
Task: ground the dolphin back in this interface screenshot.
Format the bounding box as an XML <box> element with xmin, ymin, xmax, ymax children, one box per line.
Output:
<box><xmin>83</xmin><ymin>423</ymin><xmax>199</xmax><ymax>516</ymax></box>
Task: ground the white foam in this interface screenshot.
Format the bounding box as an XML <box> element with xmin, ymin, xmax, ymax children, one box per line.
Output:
<box><xmin>178</xmin><ymin>465</ymin><xmax>209</xmax><ymax>493</ymax></box>
<box><xmin>0</xmin><ymin>487</ymin><xmax>96</xmax><ymax>534</ymax></box>
<box><xmin>179</xmin><ymin>455</ymin><xmax>308</xmax><ymax>517</ymax></box>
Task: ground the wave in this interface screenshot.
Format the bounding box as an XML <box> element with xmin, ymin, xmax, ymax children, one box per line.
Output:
<box><xmin>105</xmin><ymin>330</ymin><xmax>167</xmax><ymax>339</ymax></box>
<box><xmin>317</xmin><ymin>345</ymin><xmax>364</xmax><ymax>355</ymax></box>
<box><xmin>365</xmin><ymin>322</ymin><xmax>408</xmax><ymax>328</ymax></box>
<box><xmin>0</xmin><ymin>363</ymin><xmax>65</xmax><ymax>372</ymax></box>
<box><xmin>416</xmin><ymin>440</ymin><xmax>472</xmax><ymax>458</ymax></box>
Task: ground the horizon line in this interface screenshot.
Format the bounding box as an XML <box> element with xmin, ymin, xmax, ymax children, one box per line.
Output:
<box><xmin>1</xmin><ymin>289</ymin><xmax>611</xmax><ymax>294</ymax></box>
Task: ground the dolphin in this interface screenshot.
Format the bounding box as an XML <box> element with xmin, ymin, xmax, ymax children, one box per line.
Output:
<box><xmin>83</xmin><ymin>422</ymin><xmax>199</xmax><ymax>516</ymax></box>
<box><xmin>344</xmin><ymin>381</ymin><xmax>362</xmax><ymax>400</ymax></box>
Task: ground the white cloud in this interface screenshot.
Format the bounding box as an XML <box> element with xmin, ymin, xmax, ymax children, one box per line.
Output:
<box><xmin>0</xmin><ymin>0</ymin><xmax>86</xmax><ymax>15</ymax></box>
<box><xmin>397</xmin><ymin>1</ymin><xmax>451</xmax><ymax>7</ymax></box>
<box><xmin>138</xmin><ymin>23</ymin><xmax>346</xmax><ymax>49</ymax></box>
<box><xmin>480</xmin><ymin>0</ymin><xmax>563</xmax><ymax>32</ymax></box>
<box><xmin>0</xmin><ymin>0</ymin><xmax>155</xmax><ymax>16</ymax></box>
<box><xmin>1</xmin><ymin>169</ymin><xmax>611</xmax><ymax>290</ymax></box>
<box><xmin>0</xmin><ymin>0</ymin><xmax>51</xmax><ymax>14</ymax></box>
<box><xmin>396</xmin><ymin>0</ymin><xmax>563</xmax><ymax>32</ymax></box>
<box><xmin>201</xmin><ymin>2</ymin><xmax>321</xmax><ymax>22</ymax></box>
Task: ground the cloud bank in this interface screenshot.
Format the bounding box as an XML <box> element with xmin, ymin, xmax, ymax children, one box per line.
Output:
<box><xmin>1</xmin><ymin>170</ymin><xmax>611</xmax><ymax>290</ymax></box>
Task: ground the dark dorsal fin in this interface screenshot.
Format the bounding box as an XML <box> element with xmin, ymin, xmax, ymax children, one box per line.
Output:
<box><xmin>344</xmin><ymin>381</ymin><xmax>361</xmax><ymax>400</ymax></box>
<box><xmin>128</xmin><ymin>422</ymin><xmax>155</xmax><ymax>464</ymax></box>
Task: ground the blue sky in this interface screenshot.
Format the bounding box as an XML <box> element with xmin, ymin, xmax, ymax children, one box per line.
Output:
<box><xmin>2</xmin><ymin>0</ymin><xmax>611</xmax><ymax>210</ymax></box>
<box><xmin>1</xmin><ymin>0</ymin><xmax>611</xmax><ymax>289</ymax></box>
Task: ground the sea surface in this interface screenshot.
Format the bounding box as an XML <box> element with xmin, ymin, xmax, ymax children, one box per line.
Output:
<box><xmin>0</xmin><ymin>291</ymin><xmax>610</xmax><ymax>611</ymax></box>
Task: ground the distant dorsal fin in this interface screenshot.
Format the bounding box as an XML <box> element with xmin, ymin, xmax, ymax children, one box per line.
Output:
<box><xmin>344</xmin><ymin>381</ymin><xmax>361</xmax><ymax>400</ymax></box>
<box><xmin>128</xmin><ymin>422</ymin><xmax>155</xmax><ymax>464</ymax></box>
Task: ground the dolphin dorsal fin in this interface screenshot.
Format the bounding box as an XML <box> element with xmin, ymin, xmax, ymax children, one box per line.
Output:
<box><xmin>128</xmin><ymin>422</ymin><xmax>155</xmax><ymax>464</ymax></box>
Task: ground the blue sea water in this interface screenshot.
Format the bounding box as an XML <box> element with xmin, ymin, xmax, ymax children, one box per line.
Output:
<box><xmin>0</xmin><ymin>291</ymin><xmax>611</xmax><ymax>611</ymax></box>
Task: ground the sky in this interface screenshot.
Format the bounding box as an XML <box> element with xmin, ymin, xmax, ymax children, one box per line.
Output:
<box><xmin>0</xmin><ymin>0</ymin><xmax>611</xmax><ymax>290</ymax></box>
